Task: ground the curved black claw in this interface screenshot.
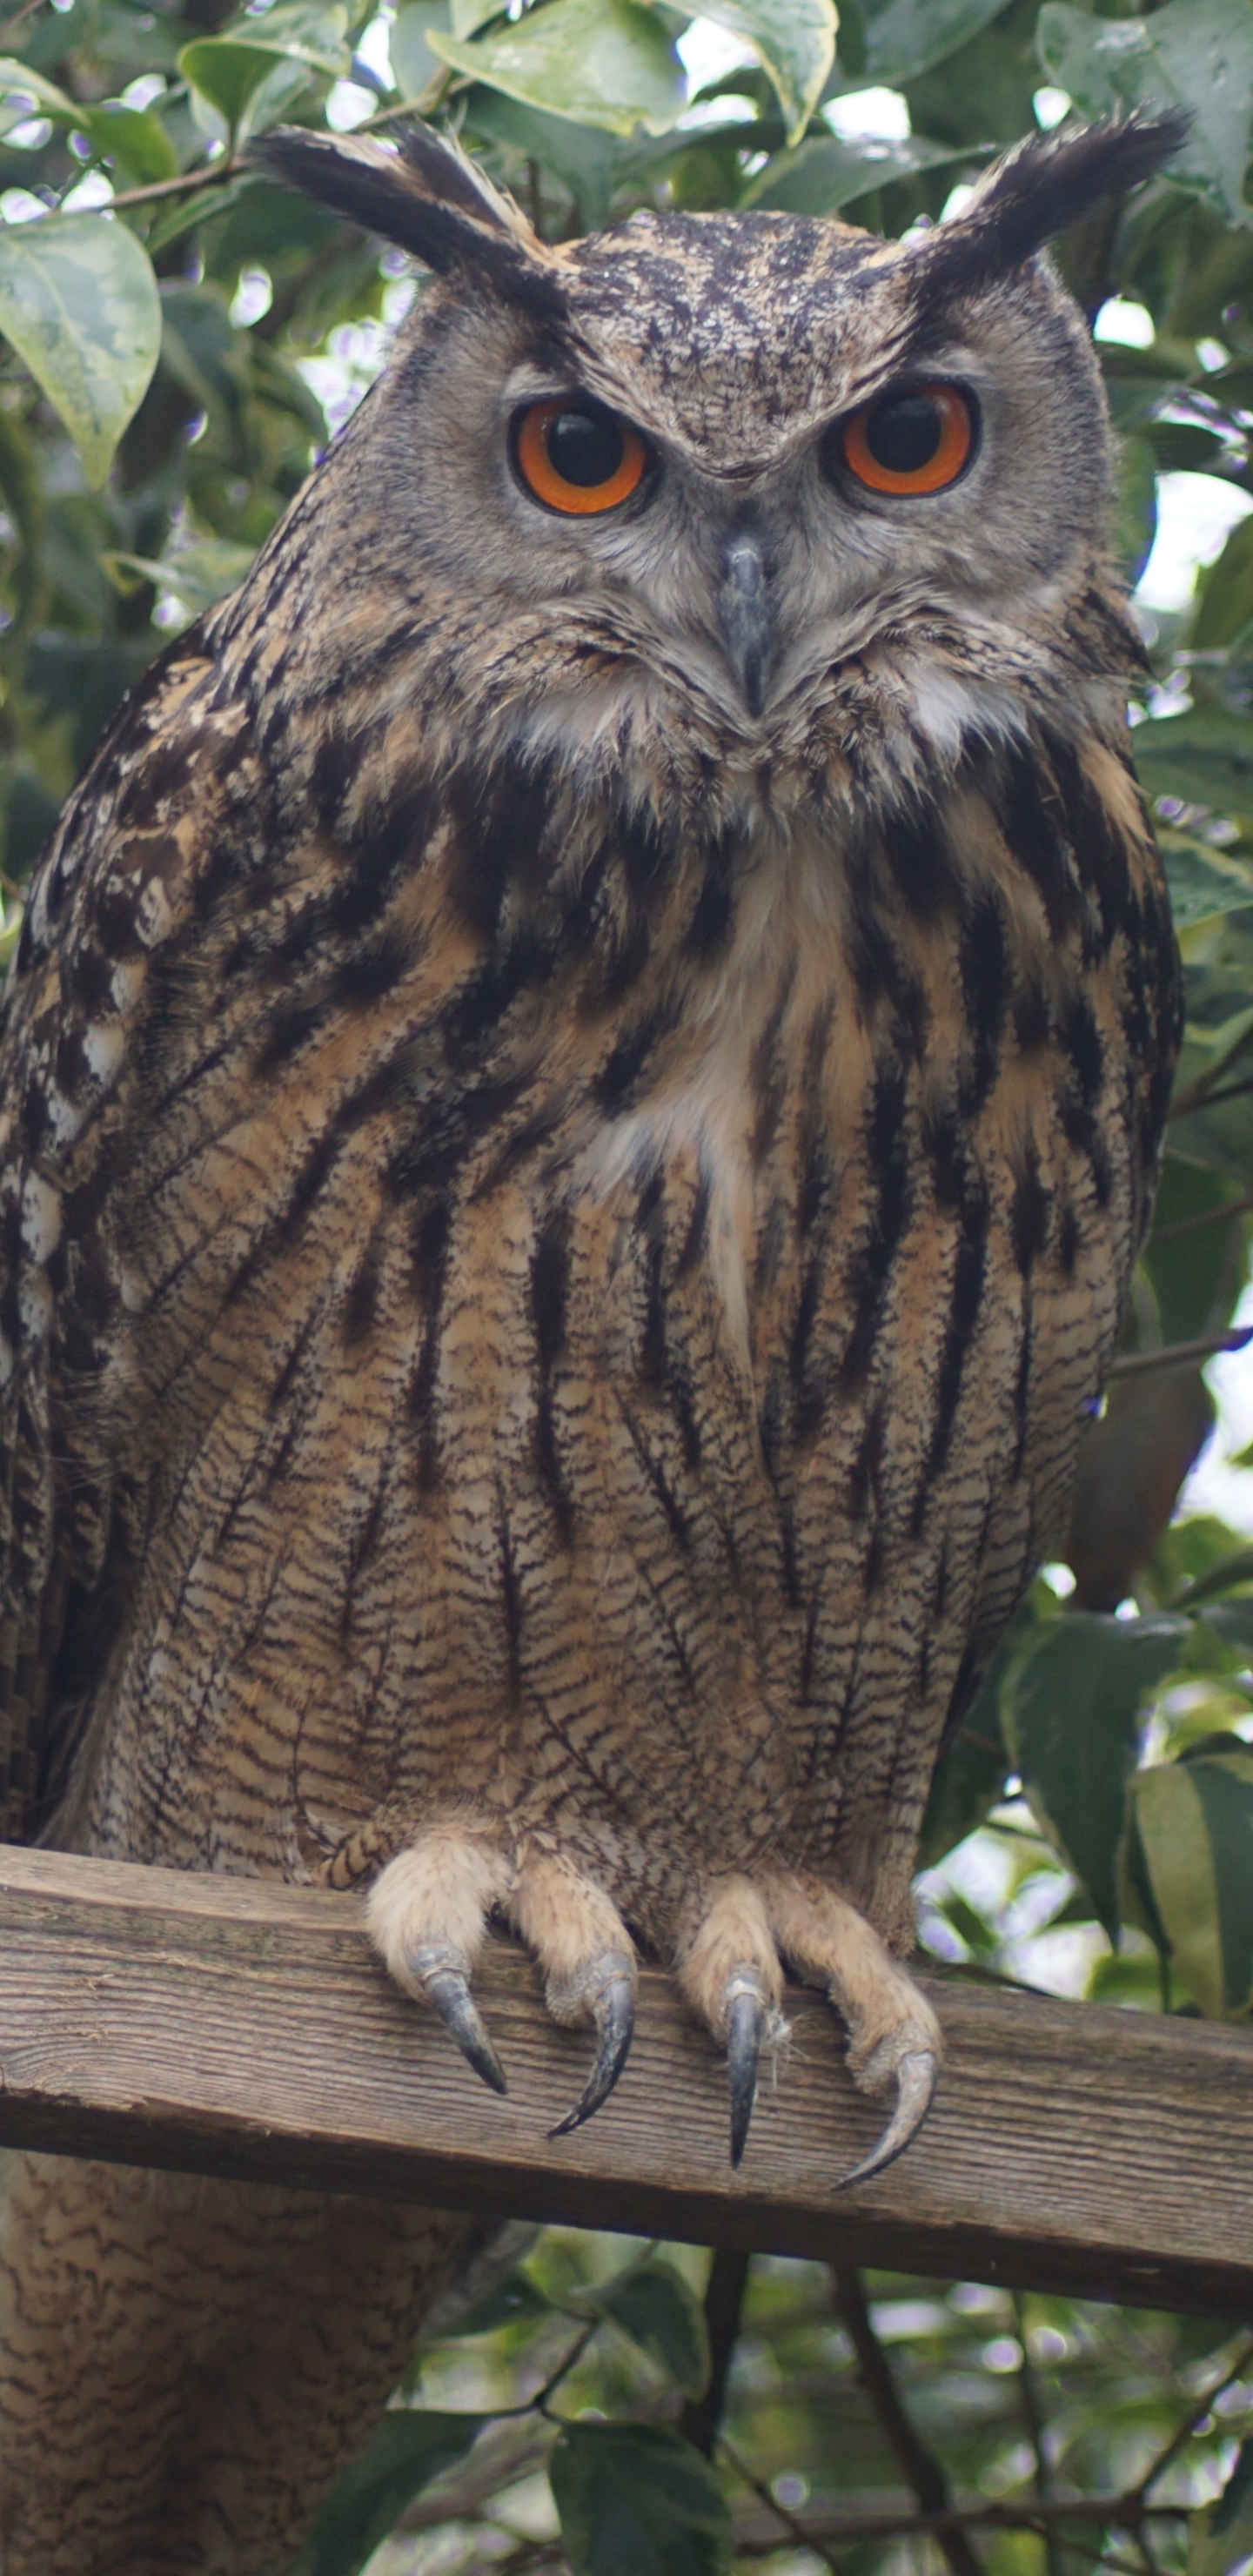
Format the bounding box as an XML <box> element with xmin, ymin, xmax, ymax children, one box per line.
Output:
<box><xmin>549</xmin><ymin>1970</ymin><xmax>635</xmax><ymax>2138</ymax></box>
<box><xmin>424</xmin><ymin>1963</ymin><xmax>508</xmax><ymax>2096</ymax></box>
<box><xmin>727</xmin><ymin>1981</ymin><xmax>767</xmax><ymax>2170</ymax></box>
<box><xmin>834</xmin><ymin>2048</ymin><xmax>938</xmax><ymax>2191</ymax></box>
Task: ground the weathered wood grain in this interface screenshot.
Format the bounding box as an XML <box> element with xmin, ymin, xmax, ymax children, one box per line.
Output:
<box><xmin>0</xmin><ymin>1846</ymin><xmax>1249</xmax><ymax>2314</ymax></box>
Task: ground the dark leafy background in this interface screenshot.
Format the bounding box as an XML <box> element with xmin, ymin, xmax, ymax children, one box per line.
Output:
<box><xmin>3</xmin><ymin>0</ymin><xmax>1253</xmax><ymax>2566</ymax></box>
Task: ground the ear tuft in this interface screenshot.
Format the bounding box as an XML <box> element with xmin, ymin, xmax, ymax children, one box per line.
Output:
<box><xmin>253</xmin><ymin>123</ymin><xmax>571</xmax><ymax>326</ymax></box>
<box><xmin>915</xmin><ymin>111</ymin><xmax>1189</xmax><ymax>298</ymax></box>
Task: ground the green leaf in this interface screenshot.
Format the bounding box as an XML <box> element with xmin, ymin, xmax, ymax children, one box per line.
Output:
<box><xmin>144</xmin><ymin>172</ymin><xmax>264</xmax><ymax>260</ymax></box>
<box><xmin>463</xmin><ymin>85</ymin><xmax>618</xmax><ymax>227</ymax></box>
<box><xmin>389</xmin><ymin>0</ymin><xmax>452</xmax><ymax>101</ymax></box>
<box><xmin>1004</xmin><ymin>1613</ymin><xmax>1189</xmax><ymax>1940</ymax></box>
<box><xmin>103</xmin><ymin>540</ymin><xmax>256</xmax><ymax>615</ymax></box>
<box><xmin>0</xmin><ymin>214</ymin><xmax>160</xmax><ymax>490</ymax></box>
<box><xmin>855</xmin><ymin>0</ymin><xmax>1011</xmax><ymax>88</ymax></box>
<box><xmin>1115</xmin><ymin>433</ymin><xmax>1157</xmax><ymax>587</ymax></box>
<box><xmin>0</xmin><ymin>56</ymin><xmax>77</xmax><ymax>125</ymax></box>
<box><xmin>426</xmin><ymin>0</ymin><xmax>686</xmax><ymax>137</ymax></box>
<box><xmin>80</xmin><ymin>100</ymin><xmax>179</xmax><ymax>185</ymax></box>
<box><xmin>180</xmin><ymin>3</ymin><xmax>351</xmax><ymax>138</ymax></box>
<box><xmin>1036</xmin><ymin>0</ymin><xmax>1253</xmax><ymax>229</ymax></box>
<box><xmin>1135</xmin><ymin>707</ymin><xmax>1253</xmax><ymax>816</ymax></box>
<box><xmin>694</xmin><ymin>0</ymin><xmax>836</xmax><ymax>145</ymax></box>
<box><xmin>1192</xmin><ymin>2438</ymin><xmax>1253</xmax><ymax>2576</ymax></box>
<box><xmin>1192</xmin><ymin>513</ymin><xmax>1253</xmax><ymax>652</ymax></box>
<box><xmin>917</xmin><ymin>1641</ymin><xmax>1013</xmax><ymax>1869</ymax></box>
<box><xmin>1161</xmin><ymin>830</ymin><xmax>1253</xmax><ymax>928</ymax></box>
<box><xmin>744</xmin><ymin>131</ymin><xmax>966</xmax><ymax>212</ymax></box>
<box><xmin>291</xmin><ymin>2410</ymin><xmax>486</xmax><ymax>2576</ymax></box>
<box><xmin>593</xmin><ymin>2264</ymin><xmax>710</xmax><ymax>2398</ymax></box>
<box><xmin>1129</xmin><ymin>1748</ymin><xmax>1253</xmax><ymax>2017</ymax></box>
<box><xmin>431</xmin><ymin>2264</ymin><xmax>552</xmax><ymax>2338</ymax></box>
<box><xmin>551</xmin><ymin>2422</ymin><xmax>731</xmax><ymax>2576</ymax></box>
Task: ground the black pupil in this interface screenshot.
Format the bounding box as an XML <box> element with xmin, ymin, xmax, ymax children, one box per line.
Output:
<box><xmin>865</xmin><ymin>392</ymin><xmax>944</xmax><ymax>474</ymax></box>
<box><xmin>546</xmin><ymin>407</ymin><xmax>624</xmax><ymax>487</ymax></box>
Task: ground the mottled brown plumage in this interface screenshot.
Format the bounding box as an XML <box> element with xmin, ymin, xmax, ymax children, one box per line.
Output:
<box><xmin>0</xmin><ymin>112</ymin><xmax>1181</xmax><ymax>2570</ymax></box>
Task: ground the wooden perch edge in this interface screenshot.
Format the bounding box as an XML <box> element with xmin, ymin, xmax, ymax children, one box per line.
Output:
<box><xmin>0</xmin><ymin>1846</ymin><xmax>1250</xmax><ymax>2318</ymax></box>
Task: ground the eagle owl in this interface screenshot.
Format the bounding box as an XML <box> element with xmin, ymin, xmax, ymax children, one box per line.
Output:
<box><xmin>0</xmin><ymin>110</ymin><xmax>1182</xmax><ymax>2573</ymax></box>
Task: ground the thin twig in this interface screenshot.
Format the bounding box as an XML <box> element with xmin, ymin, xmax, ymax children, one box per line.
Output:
<box><xmin>1132</xmin><ymin>2335</ymin><xmax>1253</xmax><ymax>2506</ymax></box>
<box><xmin>1014</xmin><ymin>2292</ymin><xmax>1064</xmax><ymax>2576</ymax></box>
<box><xmin>1169</xmin><ymin>1067</ymin><xmax>1253</xmax><ymax>1122</ymax></box>
<box><xmin>833</xmin><ymin>2267</ymin><xmax>983</xmax><ymax>2576</ymax></box>
<box><xmin>0</xmin><ymin>0</ymin><xmax>45</xmax><ymax>39</ymax></box>
<box><xmin>1151</xmin><ymin>1193</ymin><xmax>1253</xmax><ymax>1244</ymax></box>
<box><xmin>1108</xmin><ymin>1325</ymin><xmax>1253</xmax><ymax>1378</ymax></box>
<box><xmin>680</xmin><ymin>2250</ymin><xmax>750</xmax><ymax>2459</ymax></box>
<box><xmin>731</xmin><ymin>2500</ymin><xmax>1179</xmax><ymax>2571</ymax></box>
<box><xmin>106</xmin><ymin>157</ymin><xmax>244</xmax><ymax>212</ymax></box>
<box><xmin>719</xmin><ymin>2433</ymin><xmax>849</xmax><ymax>2576</ymax></box>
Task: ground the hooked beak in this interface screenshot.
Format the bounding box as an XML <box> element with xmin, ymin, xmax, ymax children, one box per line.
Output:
<box><xmin>717</xmin><ymin>533</ymin><xmax>772</xmax><ymax>718</ymax></box>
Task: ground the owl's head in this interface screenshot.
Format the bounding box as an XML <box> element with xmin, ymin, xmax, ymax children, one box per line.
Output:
<box><xmin>258</xmin><ymin>112</ymin><xmax>1183</xmax><ymax>804</ymax></box>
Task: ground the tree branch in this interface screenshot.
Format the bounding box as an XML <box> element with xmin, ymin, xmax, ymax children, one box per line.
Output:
<box><xmin>1150</xmin><ymin>1194</ymin><xmax>1253</xmax><ymax>1245</ymax></box>
<box><xmin>1108</xmin><ymin>1326</ymin><xmax>1253</xmax><ymax>1378</ymax></box>
<box><xmin>1132</xmin><ymin>2335</ymin><xmax>1253</xmax><ymax>2507</ymax></box>
<box><xmin>106</xmin><ymin>158</ymin><xmax>244</xmax><ymax>213</ymax></box>
<box><xmin>680</xmin><ymin>2250</ymin><xmax>750</xmax><ymax>2459</ymax></box>
<box><xmin>1169</xmin><ymin>1067</ymin><xmax>1253</xmax><ymax>1123</ymax></box>
<box><xmin>1014</xmin><ymin>2291</ymin><xmax>1064</xmax><ymax>2576</ymax></box>
<box><xmin>833</xmin><ymin>2267</ymin><xmax>984</xmax><ymax>2576</ymax></box>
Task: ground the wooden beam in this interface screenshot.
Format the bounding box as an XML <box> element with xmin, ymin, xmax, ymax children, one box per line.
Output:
<box><xmin>0</xmin><ymin>1846</ymin><xmax>1250</xmax><ymax>2316</ymax></box>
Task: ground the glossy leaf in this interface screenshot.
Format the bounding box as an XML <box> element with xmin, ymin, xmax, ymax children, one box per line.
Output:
<box><xmin>1129</xmin><ymin>1748</ymin><xmax>1253</xmax><ymax>2017</ymax></box>
<box><xmin>104</xmin><ymin>540</ymin><xmax>257</xmax><ymax>615</ymax></box>
<box><xmin>80</xmin><ymin>100</ymin><xmax>179</xmax><ymax>184</ymax></box>
<box><xmin>551</xmin><ymin>2422</ymin><xmax>732</xmax><ymax>2576</ymax></box>
<box><xmin>389</xmin><ymin>0</ymin><xmax>452</xmax><ymax>101</ymax></box>
<box><xmin>1190</xmin><ymin>2438</ymin><xmax>1253</xmax><ymax>2576</ymax></box>
<box><xmin>1115</xmin><ymin>433</ymin><xmax>1157</xmax><ymax>587</ymax></box>
<box><xmin>1004</xmin><ymin>1613</ymin><xmax>1189</xmax><ymax>1941</ymax></box>
<box><xmin>694</xmin><ymin>0</ymin><xmax>836</xmax><ymax>144</ymax></box>
<box><xmin>180</xmin><ymin>3</ymin><xmax>351</xmax><ymax>136</ymax></box>
<box><xmin>1133</xmin><ymin>708</ymin><xmax>1253</xmax><ymax>815</ymax></box>
<box><xmin>1191</xmin><ymin>513</ymin><xmax>1253</xmax><ymax>651</ymax></box>
<box><xmin>464</xmin><ymin>85</ymin><xmax>618</xmax><ymax>227</ymax></box>
<box><xmin>293</xmin><ymin>2410</ymin><xmax>486</xmax><ymax>2576</ymax></box>
<box><xmin>1036</xmin><ymin>0</ymin><xmax>1253</xmax><ymax>228</ymax></box>
<box><xmin>1160</xmin><ymin>831</ymin><xmax>1253</xmax><ymax>929</ymax></box>
<box><xmin>429</xmin><ymin>2264</ymin><xmax>552</xmax><ymax>2338</ymax></box>
<box><xmin>856</xmin><ymin>0</ymin><xmax>1011</xmax><ymax>86</ymax></box>
<box><xmin>745</xmin><ymin>131</ymin><xmax>964</xmax><ymax>211</ymax></box>
<box><xmin>0</xmin><ymin>56</ymin><xmax>77</xmax><ymax>125</ymax></box>
<box><xmin>593</xmin><ymin>2263</ymin><xmax>710</xmax><ymax>2398</ymax></box>
<box><xmin>426</xmin><ymin>0</ymin><xmax>686</xmax><ymax>137</ymax></box>
<box><xmin>917</xmin><ymin>1648</ymin><xmax>1011</xmax><ymax>1868</ymax></box>
<box><xmin>0</xmin><ymin>214</ymin><xmax>160</xmax><ymax>490</ymax></box>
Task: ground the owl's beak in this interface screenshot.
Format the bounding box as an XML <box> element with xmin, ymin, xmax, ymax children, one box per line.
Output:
<box><xmin>718</xmin><ymin>533</ymin><xmax>772</xmax><ymax>718</ymax></box>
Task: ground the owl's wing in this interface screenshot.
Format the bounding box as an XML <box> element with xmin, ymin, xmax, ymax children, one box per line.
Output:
<box><xmin>0</xmin><ymin>622</ymin><xmax>252</xmax><ymax>1839</ymax></box>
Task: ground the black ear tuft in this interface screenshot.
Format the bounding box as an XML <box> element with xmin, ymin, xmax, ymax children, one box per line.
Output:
<box><xmin>914</xmin><ymin>111</ymin><xmax>1189</xmax><ymax>299</ymax></box>
<box><xmin>253</xmin><ymin>124</ymin><xmax>571</xmax><ymax>327</ymax></box>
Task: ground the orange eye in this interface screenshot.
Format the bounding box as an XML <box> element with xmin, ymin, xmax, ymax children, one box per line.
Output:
<box><xmin>839</xmin><ymin>382</ymin><xmax>975</xmax><ymax>496</ymax></box>
<box><xmin>514</xmin><ymin>398</ymin><xmax>649</xmax><ymax>515</ymax></box>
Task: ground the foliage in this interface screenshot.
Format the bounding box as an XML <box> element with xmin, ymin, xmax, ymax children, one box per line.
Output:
<box><xmin>5</xmin><ymin>0</ymin><xmax>1253</xmax><ymax>2565</ymax></box>
<box><xmin>283</xmin><ymin>2232</ymin><xmax>1253</xmax><ymax>2574</ymax></box>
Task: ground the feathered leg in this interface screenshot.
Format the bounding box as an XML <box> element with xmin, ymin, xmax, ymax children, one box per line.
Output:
<box><xmin>0</xmin><ymin>2149</ymin><xmax>477</xmax><ymax>2576</ymax></box>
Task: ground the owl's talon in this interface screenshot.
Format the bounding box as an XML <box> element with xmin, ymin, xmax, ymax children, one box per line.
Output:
<box><xmin>726</xmin><ymin>1974</ymin><xmax>767</xmax><ymax>2169</ymax></box>
<box><xmin>419</xmin><ymin>1952</ymin><xmax>509</xmax><ymax>2096</ymax></box>
<box><xmin>834</xmin><ymin>2047</ymin><xmax>938</xmax><ymax>2191</ymax></box>
<box><xmin>548</xmin><ymin>1960</ymin><xmax>635</xmax><ymax>2137</ymax></box>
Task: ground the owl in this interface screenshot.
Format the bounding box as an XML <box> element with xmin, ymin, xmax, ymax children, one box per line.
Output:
<box><xmin>0</xmin><ymin>110</ymin><xmax>1182</xmax><ymax>2572</ymax></box>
